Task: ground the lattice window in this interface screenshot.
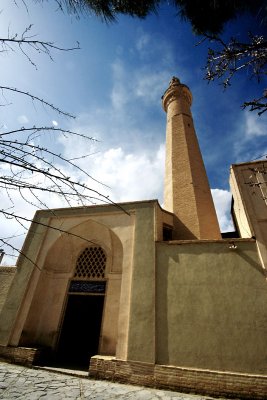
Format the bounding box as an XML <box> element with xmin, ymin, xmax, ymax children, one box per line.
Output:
<box><xmin>74</xmin><ymin>247</ymin><xmax>106</xmax><ymax>280</ymax></box>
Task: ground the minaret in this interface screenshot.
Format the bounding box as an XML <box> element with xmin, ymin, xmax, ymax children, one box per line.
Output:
<box><xmin>162</xmin><ymin>77</ymin><xmax>221</xmax><ymax>240</ymax></box>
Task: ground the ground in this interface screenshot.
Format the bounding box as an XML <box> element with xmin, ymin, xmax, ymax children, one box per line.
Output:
<box><xmin>0</xmin><ymin>361</ymin><xmax>230</xmax><ymax>399</ymax></box>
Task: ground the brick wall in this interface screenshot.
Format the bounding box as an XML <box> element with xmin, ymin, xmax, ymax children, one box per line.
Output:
<box><xmin>89</xmin><ymin>356</ymin><xmax>267</xmax><ymax>399</ymax></box>
<box><xmin>0</xmin><ymin>345</ymin><xmax>41</xmax><ymax>366</ymax></box>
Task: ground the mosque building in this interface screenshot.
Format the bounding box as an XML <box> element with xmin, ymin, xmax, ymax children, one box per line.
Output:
<box><xmin>0</xmin><ymin>78</ymin><xmax>267</xmax><ymax>399</ymax></box>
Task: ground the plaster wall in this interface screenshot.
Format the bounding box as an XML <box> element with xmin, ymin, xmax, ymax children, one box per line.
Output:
<box><xmin>100</xmin><ymin>274</ymin><xmax>122</xmax><ymax>355</ymax></box>
<box><xmin>156</xmin><ymin>239</ymin><xmax>267</xmax><ymax>374</ymax></box>
<box><xmin>0</xmin><ymin>216</ymin><xmax>48</xmax><ymax>346</ymax></box>
<box><xmin>0</xmin><ymin>267</ymin><xmax>16</xmax><ymax>314</ymax></box>
<box><xmin>230</xmin><ymin>165</ymin><xmax>255</xmax><ymax>238</ymax></box>
<box><xmin>230</xmin><ymin>161</ymin><xmax>267</xmax><ymax>271</ymax></box>
<box><xmin>115</xmin><ymin>201</ymin><xmax>168</xmax><ymax>361</ymax></box>
<box><xmin>126</xmin><ymin>204</ymin><xmax>156</xmax><ymax>363</ymax></box>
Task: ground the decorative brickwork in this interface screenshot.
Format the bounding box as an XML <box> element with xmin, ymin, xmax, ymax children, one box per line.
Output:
<box><xmin>74</xmin><ymin>247</ymin><xmax>106</xmax><ymax>279</ymax></box>
<box><xmin>89</xmin><ymin>356</ymin><xmax>267</xmax><ymax>399</ymax></box>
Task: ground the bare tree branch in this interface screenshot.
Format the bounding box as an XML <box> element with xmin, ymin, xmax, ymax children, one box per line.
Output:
<box><xmin>0</xmin><ymin>15</ymin><xmax>121</xmax><ymax>265</ymax></box>
<box><xmin>203</xmin><ymin>33</ymin><xmax>267</xmax><ymax>114</ymax></box>
<box><xmin>0</xmin><ymin>23</ymin><xmax>80</xmax><ymax>69</ymax></box>
<box><xmin>0</xmin><ymin>87</ymin><xmax>76</xmax><ymax>118</ymax></box>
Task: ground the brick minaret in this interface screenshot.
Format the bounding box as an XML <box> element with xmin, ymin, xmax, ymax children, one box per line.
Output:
<box><xmin>162</xmin><ymin>77</ymin><xmax>221</xmax><ymax>240</ymax></box>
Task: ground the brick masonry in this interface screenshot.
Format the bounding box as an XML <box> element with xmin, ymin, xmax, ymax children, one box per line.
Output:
<box><xmin>89</xmin><ymin>356</ymin><xmax>267</xmax><ymax>399</ymax></box>
<box><xmin>0</xmin><ymin>345</ymin><xmax>41</xmax><ymax>366</ymax></box>
<box><xmin>162</xmin><ymin>78</ymin><xmax>221</xmax><ymax>240</ymax></box>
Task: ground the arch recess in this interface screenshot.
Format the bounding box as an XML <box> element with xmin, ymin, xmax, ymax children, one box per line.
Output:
<box><xmin>18</xmin><ymin>218</ymin><xmax>123</xmax><ymax>349</ymax></box>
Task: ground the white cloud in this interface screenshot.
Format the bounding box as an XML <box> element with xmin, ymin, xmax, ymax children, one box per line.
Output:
<box><xmin>52</xmin><ymin>120</ymin><xmax>58</xmax><ymax>126</ymax></box>
<box><xmin>245</xmin><ymin>112</ymin><xmax>267</xmax><ymax>137</ymax></box>
<box><xmin>87</xmin><ymin>144</ymin><xmax>165</xmax><ymax>203</ymax></box>
<box><xmin>133</xmin><ymin>70</ymin><xmax>169</xmax><ymax>104</ymax></box>
<box><xmin>110</xmin><ymin>30</ymin><xmax>180</xmax><ymax>110</ymax></box>
<box><xmin>0</xmin><ymin>186</ymin><xmax>36</xmax><ymax>265</ymax></box>
<box><xmin>110</xmin><ymin>62</ymin><xmax>173</xmax><ymax>109</ymax></box>
<box><xmin>136</xmin><ymin>33</ymin><xmax>151</xmax><ymax>52</ymax></box>
<box><xmin>110</xmin><ymin>60</ymin><xmax>129</xmax><ymax>110</ymax></box>
<box><xmin>233</xmin><ymin>112</ymin><xmax>267</xmax><ymax>161</ymax></box>
<box><xmin>17</xmin><ymin>115</ymin><xmax>29</xmax><ymax>124</ymax></box>
<box><xmin>211</xmin><ymin>188</ymin><xmax>234</xmax><ymax>232</ymax></box>
<box><xmin>134</xmin><ymin>30</ymin><xmax>175</xmax><ymax>68</ymax></box>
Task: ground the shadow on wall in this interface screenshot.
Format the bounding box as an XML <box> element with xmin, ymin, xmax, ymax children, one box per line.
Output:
<box><xmin>172</xmin><ymin>216</ymin><xmax>197</xmax><ymax>240</ymax></box>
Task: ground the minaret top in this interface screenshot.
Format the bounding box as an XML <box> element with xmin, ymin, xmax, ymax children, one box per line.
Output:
<box><xmin>169</xmin><ymin>76</ymin><xmax>181</xmax><ymax>86</ymax></box>
<box><xmin>162</xmin><ymin>76</ymin><xmax>192</xmax><ymax>112</ymax></box>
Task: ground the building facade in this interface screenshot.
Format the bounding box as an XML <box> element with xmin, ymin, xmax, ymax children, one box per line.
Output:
<box><xmin>0</xmin><ymin>78</ymin><xmax>267</xmax><ymax>399</ymax></box>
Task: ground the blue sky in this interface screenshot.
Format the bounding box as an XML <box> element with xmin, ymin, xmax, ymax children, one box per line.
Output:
<box><xmin>1</xmin><ymin>1</ymin><xmax>267</xmax><ymax>264</ymax></box>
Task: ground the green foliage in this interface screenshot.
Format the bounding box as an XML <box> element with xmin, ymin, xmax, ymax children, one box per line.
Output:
<box><xmin>53</xmin><ymin>0</ymin><xmax>267</xmax><ymax>34</ymax></box>
<box><xmin>54</xmin><ymin>0</ymin><xmax>161</xmax><ymax>21</ymax></box>
<box><xmin>174</xmin><ymin>0</ymin><xmax>266</xmax><ymax>34</ymax></box>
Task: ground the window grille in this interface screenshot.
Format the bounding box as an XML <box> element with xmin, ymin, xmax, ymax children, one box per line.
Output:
<box><xmin>74</xmin><ymin>247</ymin><xmax>106</xmax><ymax>280</ymax></box>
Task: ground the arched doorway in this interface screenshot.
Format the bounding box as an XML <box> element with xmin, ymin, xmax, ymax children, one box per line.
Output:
<box><xmin>56</xmin><ymin>246</ymin><xmax>107</xmax><ymax>369</ymax></box>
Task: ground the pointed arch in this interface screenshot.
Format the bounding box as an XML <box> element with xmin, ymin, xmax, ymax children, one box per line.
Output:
<box><xmin>17</xmin><ymin>218</ymin><xmax>123</xmax><ymax>352</ymax></box>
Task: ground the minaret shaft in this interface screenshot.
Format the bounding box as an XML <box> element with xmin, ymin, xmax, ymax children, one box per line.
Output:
<box><xmin>163</xmin><ymin>77</ymin><xmax>221</xmax><ymax>240</ymax></box>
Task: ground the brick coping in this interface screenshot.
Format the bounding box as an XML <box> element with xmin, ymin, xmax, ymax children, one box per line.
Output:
<box><xmin>91</xmin><ymin>355</ymin><xmax>267</xmax><ymax>378</ymax></box>
<box><xmin>157</xmin><ymin>238</ymin><xmax>255</xmax><ymax>245</ymax></box>
<box><xmin>89</xmin><ymin>356</ymin><xmax>267</xmax><ymax>399</ymax></box>
<box><xmin>0</xmin><ymin>267</ymin><xmax>17</xmax><ymax>273</ymax></box>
